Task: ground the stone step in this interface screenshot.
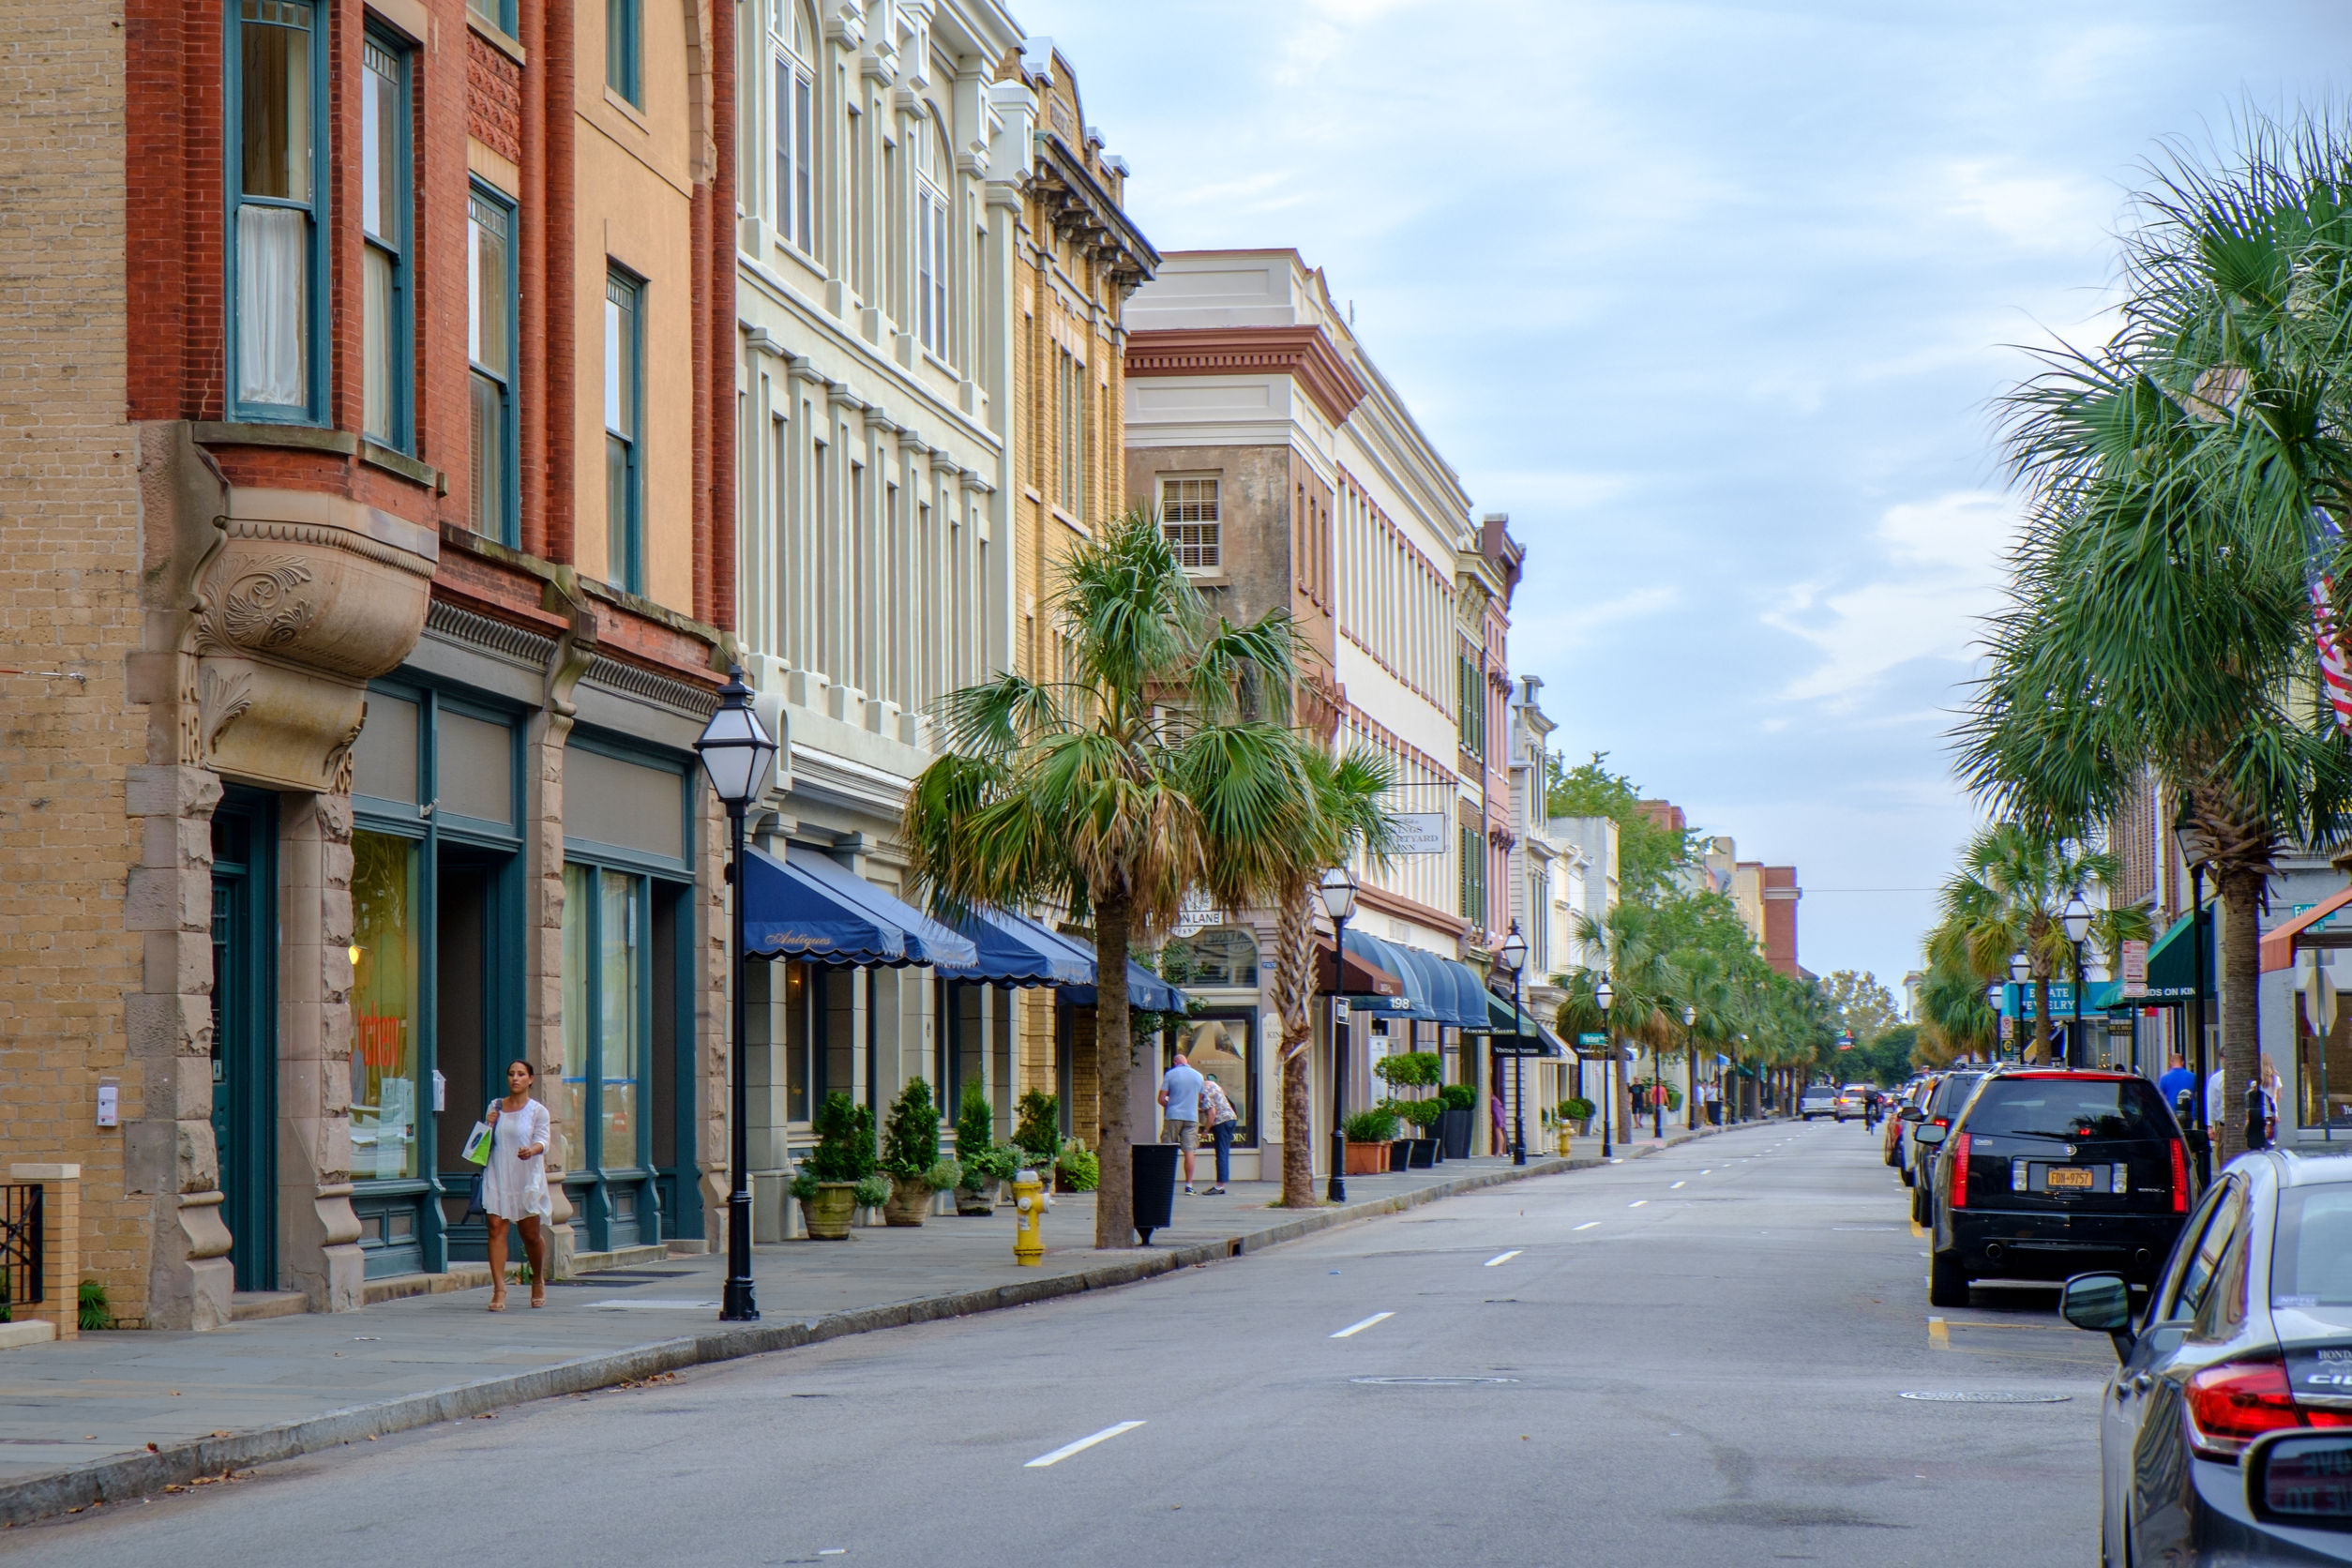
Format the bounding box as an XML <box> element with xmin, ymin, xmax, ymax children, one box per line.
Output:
<box><xmin>229</xmin><ymin>1290</ymin><xmax>307</xmax><ymax>1322</ymax></box>
<box><xmin>0</xmin><ymin>1319</ymin><xmax>58</xmax><ymax>1351</ymax></box>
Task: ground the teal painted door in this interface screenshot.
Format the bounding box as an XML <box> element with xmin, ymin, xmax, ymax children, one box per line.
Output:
<box><xmin>210</xmin><ymin>790</ymin><xmax>278</xmax><ymax>1293</ymax></box>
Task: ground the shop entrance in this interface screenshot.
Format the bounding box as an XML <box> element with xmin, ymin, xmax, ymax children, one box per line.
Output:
<box><xmin>209</xmin><ymin>787</ymin><xmax>278</xmax><ymax>1293</ymax></box>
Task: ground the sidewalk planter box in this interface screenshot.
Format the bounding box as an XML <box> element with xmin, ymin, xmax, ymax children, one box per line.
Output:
<box><xmin>1132</xmin><ymin>1144</ymin><xmax>1178</xmax><ymax>1244</ymax></box>
<box><xmin>1387</xmin><ymin>1139</ymin><xmax>1411</xmax><ymax>1172</ymax></box>
<box><xmin>802</xmin><ymin>1183</ymin><xmax>857</xmax><ymax>1240</ymax></box>
<box><xmin>1439</xmin><ymin>1107</ymin><xmax>1473</xmax><ymax>1161</ymax></box>
<box><xmin>1344</xmin><ymin>1140</ymin><xmax>1390</xmax><ymax>1176</ymax></box>
<box><xmin>882</xmin><ymin>1176</ymin><xmax>930</xmax><ymax>1228</ymax></box>
<box><xmin>953</xmin><ymin>1185</ymin><xmax>995</xmax><ymax>1216</ymax></box>
<box><xmin>1406</xmin><ymin>1138</ymin><xmax>1438</xmax><ymax>1169</ymax></box>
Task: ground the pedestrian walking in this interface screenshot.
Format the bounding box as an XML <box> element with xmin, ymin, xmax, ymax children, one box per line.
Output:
<box><xmin>1489</xmin><ymin>1086</ymin><xmax>1510</xmax><ymax>1155</ymax></box>
<box><xmin>1199</xmin><ymin>1072</ymin><xmax>1237</xmax><ymax>1194</ymax></box>
<box><xmin>477</xmin><ymin>1060</ymin><xmax>551</xmax><ymax>1311</ymax></box>
<box><xmin>1159</xmin><ymin>1051</ymin><xmax>1205</xmax><ymax>1194</ymax></box>
<box><xmin>2157</xmin><ymin>1050</ymin><xmax>2194</xmax><ymax>1108</ymax></box>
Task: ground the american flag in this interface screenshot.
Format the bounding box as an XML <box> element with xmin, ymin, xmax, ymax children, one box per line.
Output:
<box><xmin>2307</xmin><ymin>510</ymin><xmax>2352</xmax><ymax>734</ymax></box>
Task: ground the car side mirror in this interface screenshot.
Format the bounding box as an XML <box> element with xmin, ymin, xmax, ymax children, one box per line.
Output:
<box><xmin>1913</xmin><ymin>1123</ymin><xmax>1947</xmax><ymax>1147</ymax></box>
<box><xmin>2247</xmin><ymin>1430</ymin><xmax>2352</xmax><ymax>1531</ymax></box>
<box><xmin>2061</xmin><ymin>1272</ymin><xmax>2134</xmax><ymax>1361</ymax></box>
<box><xmin>1898</xmin><ymin>1106</ymin><xmax>1923</xmax><ymax>1122</ymax></box>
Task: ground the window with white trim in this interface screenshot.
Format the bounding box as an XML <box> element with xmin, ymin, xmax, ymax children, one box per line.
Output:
<box><xmin>1160</xmin><ymin>476</ymin><xmax>1220</xmax><ymax>572</ymax></box>
<box><xmin>229</xmin><ymin>0</ymin><xmax>325</xmax><ymax>421</ymax></box>
<box><xmin>915</xmin><ymin>115</ymin><xmax>949</xmax><ymax>359</ymax></box>
<box><xmin>772</xmin><ymin>0</ymin><xmax>815</xmax><ymax>253</ymax></box>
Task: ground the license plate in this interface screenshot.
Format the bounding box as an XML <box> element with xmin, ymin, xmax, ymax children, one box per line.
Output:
<box><xmin>2046</xmin><ymin>1167</ymin><xmax>2096</xmax><ymax>1191</ymax></box>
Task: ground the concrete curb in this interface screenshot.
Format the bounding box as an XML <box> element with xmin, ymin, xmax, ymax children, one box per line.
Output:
<box><xmin>0</xmin><ymin>1131</ymin><xmax>1755</xmax><ymax>1528</ymax></box>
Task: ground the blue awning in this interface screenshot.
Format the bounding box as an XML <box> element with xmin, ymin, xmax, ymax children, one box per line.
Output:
<box><xmin>1063</xmin><ymin>954</ymin><xmax>1190</xmax><ymax>1013</ymax></box>
<box><xmin>937</xmin><ymin>906</ymin><xmax>1095</xmax><ymax>988</ymax></box>
<box><xmin>741</xmin><ymin>845</ymin><xmax>976</xmax><ymax>969</ymax></box>
<box><xmin>1338</xmin><ymin>930</ymin><xmax>1489</xmax><ymax>1028</ymax></box>
<box><xmin>1342</xmin><ymin>928</ymin><xmax>1437</xmax><ymax>1019</ymax></box>
<box><xmin>1482</xmin><ymin>985</ymin><xmax>1566</xmax><ymax>1056</ymax></box>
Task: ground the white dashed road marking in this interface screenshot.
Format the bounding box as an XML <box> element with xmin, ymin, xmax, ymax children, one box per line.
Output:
<box><xmin>1331</xmin><ymin>1312</ymin><xmax>1395</xmax><ymax>1339</ymax></box>
<box><xmin>1025</xmin><ymin>1422</ymin><xmax>1145</xmax><ymax>1469</ymax></box>
<box><xmin>1484</xmin><ymin>1250</ymin><xmax>1523</xmax><ymax>1267</ymax></box>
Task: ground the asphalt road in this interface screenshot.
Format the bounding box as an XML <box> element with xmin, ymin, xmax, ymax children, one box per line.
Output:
<box><xmin>7</xmin><ymin>1121</ymin><xmax>2113</xmax><ymax>1567</ymax></box>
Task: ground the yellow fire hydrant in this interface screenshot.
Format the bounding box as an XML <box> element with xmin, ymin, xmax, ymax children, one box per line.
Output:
<box><xmin>1013</xmin><ymin>1168</ymin><xmax>1050</xmax><ymax>1266</ymax></box>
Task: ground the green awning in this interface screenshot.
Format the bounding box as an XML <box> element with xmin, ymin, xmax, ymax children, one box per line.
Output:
<box><xmin>1482</xmin><ymin>988</ymin><xmax>1566</xmax><ymax>1057</ymax></box>
<box><xmin>2121</xmin><ymin>905</ymin><xmax>2215</xmax><ymax>1005</ymax></box>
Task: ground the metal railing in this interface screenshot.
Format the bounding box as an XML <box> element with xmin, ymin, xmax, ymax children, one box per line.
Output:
<box><xmin>0</xmin><ymin>1184</ymin><xmax>42</xmax><ymax>1315</ymax></box>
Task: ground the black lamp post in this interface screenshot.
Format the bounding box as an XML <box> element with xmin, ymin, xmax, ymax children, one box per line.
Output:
<box><xmin>1668</xmin><ymin>1005</ymin><xmax>1692</xmax><ymax>1139</ymax></box>
<box><xmin>1595</xmin><ymin>975</ymin><xmax>1614</xmax><ymax>1159</ymax></box>
<box><xmin>694</xmin><ymin>667</ymin><xmax>777</xmax><ymax>1324</ymax></box>
<box><xmin>2172</xmin><ymin>800</ymin><xmax>2214</xmax><ymax>1184</ymax></box>
<box><xmin>1319</xmin><ymin>865</ymin><xmax>1358</xmax><ymax>1204</ymax></box>
<box><xmin>2009</xmin><ymin>950</ymin><xmax>2031</xmax><ymax>1062</ymax></box>
<box><xmin>2061</xmin><ymin>892</ymin><xmax>2092</xmax><ymax>1070</ymax></box>
<box><xmin>1500</xmin><ymin>923</ymin><xmax>1528</xmax><ymax>1165</ymax></box>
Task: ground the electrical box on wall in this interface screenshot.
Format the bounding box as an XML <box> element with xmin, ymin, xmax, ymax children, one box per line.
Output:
<box><xmin>97</xmin><ymin>1078</ymin><xmax>120</xmax><ymax>1127</ymax></box>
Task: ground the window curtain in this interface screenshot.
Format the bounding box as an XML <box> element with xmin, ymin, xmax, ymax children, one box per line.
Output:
<box><xmin>236</xmin><ymin>205</ymin><xmax>308</xmax><ymax>406</ymax></box>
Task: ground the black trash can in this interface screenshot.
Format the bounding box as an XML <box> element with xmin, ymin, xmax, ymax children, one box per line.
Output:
<box><xmin>1132</xmin><ymin>1143</ymin><xmax>1178</xmax><ymax>1244</ymax></box>
<box><xmin>1439</xmin><ymin>1106</ymin><xmax>1473</xmax><ymax>1160</ymax></box>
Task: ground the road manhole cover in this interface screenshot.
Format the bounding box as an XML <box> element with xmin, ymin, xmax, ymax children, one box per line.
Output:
<box><xmin>1349</xmin><ymin>1376</ymin><xmax>1519</xmax><ymax>1387</ymax></box>
<box><xmin>1897</xmin><ymin>1391</ymin><xmax>2071</xmax><ymax>1404</ymax></box>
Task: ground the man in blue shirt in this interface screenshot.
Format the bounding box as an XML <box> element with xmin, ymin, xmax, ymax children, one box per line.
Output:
<box><xmin>1159</xmin><ymin>1053</ymin><xmax>1205</xmax><ymax>1194</ymax></box>
<box><xmin>2157</xmin><ymin>1052</ymin><xmax>2194</xmax><ymax>1118</ymax></box>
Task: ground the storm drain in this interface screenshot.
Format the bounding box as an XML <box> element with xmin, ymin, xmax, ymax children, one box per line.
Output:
<box><xmin>1896</xmin><ymin>1391</ymin><xmax>2071</xmax><ymax>1404</ymax></box>
<box><xmin>1349</xmin><ymin>1376</ymin><xmax>1520</xmax><ymax>1387</ymax></box>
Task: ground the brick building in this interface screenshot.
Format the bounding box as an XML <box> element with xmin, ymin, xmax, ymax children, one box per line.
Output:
<box><xmin>1</xmin><ymin>0</ymin><xmax>738</xmax><ymax>1328</ymax></box>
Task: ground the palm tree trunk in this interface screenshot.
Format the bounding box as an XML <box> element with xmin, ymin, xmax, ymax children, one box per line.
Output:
<box><xmin>2031</xmin><ymin>976</ymin><xmax>2052</xmax><ymax>1063</ymax></box>
<box><xmin>1093</xmin><ymin>892</ymin><xmax>1136</xmax><ymax>1248</ymax></box>
<box><xmin>2217</xmin><ymin>866</ymin><xmax>2264</xmax><ymax>1164</ymax></box>
<box><xmin>1279</xmin><ymin>1026</ymin><xmax>1315</xmax><ymax>1208</ymax></box>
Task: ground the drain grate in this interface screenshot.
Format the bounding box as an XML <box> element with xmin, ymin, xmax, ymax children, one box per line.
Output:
<box><xmin>1897</xmin><ymin>1391</ymin><xmax>2072</xmax><ymax>1404</ymax></box>
<box><xmin>1349</xmin><ymin>1375</ymin><xmax>1520</xmax><ymax>1387</ymax></box>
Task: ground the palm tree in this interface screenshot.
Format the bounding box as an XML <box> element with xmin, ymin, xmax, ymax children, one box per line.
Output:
<box><xmin>1215</xmin><ymin>744</ymin><xmax>1396</xmax><ymax>1212</ymax></box>
<box><xmin>1960</xmin><ymin>114</ymin><xmax>2352</xmax><ymax>1152</ymax></box>
<box><xmin>1929</xmin><ymin>825</ymin><xmax>2146</xmax><ymax>1063</ymax></box>
<box><xmin>901</xmin><ymin>509</ymin><xmax>1312</xmax><ymax>1246</ymax></box>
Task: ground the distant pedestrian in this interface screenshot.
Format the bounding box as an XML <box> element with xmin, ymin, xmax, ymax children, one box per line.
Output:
<box><xmin>1199</xmin><ymin>1073</ymin><xmax>1237</xmax><ymax>1194</ymax></box>
<box><xmin>1159</xmin><ymin>1052</ymin><xmax>1205</xmax><ymax>1193</ymax></box>
<box><xmin>479</xmin><ymin>1059</ymin><xmax>551</xmax><ymax>1311</ymax></box>
<box><xmin>2157</xmin><ymin>1051</ymin><xmax>2194</xmax><ymax>1109</ymax></box>
<box><xmin>1489</xmin><ymin>1088</ymin><xmax>1509</xmax><ymax>1154</ymax></box>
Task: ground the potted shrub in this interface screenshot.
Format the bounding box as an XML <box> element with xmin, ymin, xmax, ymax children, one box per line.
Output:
<box><xmin>1013</xmin><ymin>1089</ymin><xmax>1061</xmax><ymax>1175</ymax></box>
<box><xmin>952</xmin><ymin>1082</ymin><xmax>1010</xmax><ymax>1215</ymax></box>
<box><xmin>882</xmin><ymin>1078</ymin><xmax>960</xmax><ymax>1226</ymax></box>
<box><xmin>1400</xmin><ymin>1096</ymin><xmax>1446</xmax><ymax>1167</ymax></box>
<box><xmin>792</xmin><ymin>1091</ymin><xmax>879</xmax><ymax>1240</ymax></box>
<box><xmin>1053</xmin><ymin>1140</ymin><xmax>1100</xmax><ymax>1193</ymax></box>
<box><xmin>1436</xmin><ymin>1083</ymin><xmax>1476</xmax><ymax>1160</ymax></box>
<box><xmin>1342</xmin><ymin>1106</ymin><xmax>1399</xmax><ymax>1174</ymax></box>
<box><xmin>1560</xmin><ymin>1096</ymin><xmax>1595</xmax><ymax>1137</ymax></box>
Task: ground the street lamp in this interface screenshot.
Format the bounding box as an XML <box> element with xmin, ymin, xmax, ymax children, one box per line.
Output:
<box><xmin>1595</xmin><ymin>975</ymin><xmax>1614</xmax><ymax>1158</ymax></box>
<box><xmin>1500</xmin><ymin>923</ymin><xmax>1529</xmax><ymax>1167</ymax></box>
<box><xmin>2060</xmin><ymin>892</ymin><xmax>2093</xmax><ymax>1069</ymax></box>
<box><xmin>695</xmin><ymin>668</ymin><xmax>778</xmax><ymax>1324</ymax></box>
<box><xmin>2007</xmin><ymin>951</ymin><xmax>2032</xmax><ymax>1062</ymax></box>
<box><xmin>2172</xmin><ymin>798</ymin><xmax>2215</xmax><ymax>1183</ymax></box>
<box><xmin>1666</xmin><ymin>1004</ymin><xmax>1692</xmax><ymax>1139</ymax></box>
<box><xmin>1317</xmin><ymin>865</ymin><xmax>1359</xmax><ymax>1203</ymax></box>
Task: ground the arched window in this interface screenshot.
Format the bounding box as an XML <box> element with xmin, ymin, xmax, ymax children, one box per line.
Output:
<box><xmin>771</xmin><ymin>0</ymin><xmax>815</xmax><ymax>251</ymax></box>
<box><xmin>914</xmin><ymin>109</ymin><xmax>950</xmax><ymax>360</ymax></box>
<box><xmin>1165</xmin><ymin>927</ymin><xmax>1259</xmax><ymax>989</ymax></box>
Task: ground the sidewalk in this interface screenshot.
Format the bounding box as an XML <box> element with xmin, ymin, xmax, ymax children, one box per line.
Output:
<box><xmin>0</xmin><ymin>1132</ymin><xmax>1737</xmax><ymax>1526</ymax></box>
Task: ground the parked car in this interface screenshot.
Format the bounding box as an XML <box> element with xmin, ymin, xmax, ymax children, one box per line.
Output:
<box><xmin>2060</xmin><ymin>1149</ymin><xmax>2352</xmax><ymax>1566</ymax></box>
<box><xmin>1832</xmin><ymin>1084</ymin><xmax>1872</xmax><ymax>1123</ymax></box>
<box><xmin>1919</xmin><ymin>1066</ymin><xmax>2196</xmax><ymax>1307</ymax></box>
<box><xmin>1907</xmin><ymin>1067</ymin><xmax>1991</xmax><ymax>1224</ymax></box>
<box><xmin>1799</xmin><ymin>1084</ymin><xmax>1839</xmax><ymax>1121</ymax></box>
<box><xmin>1885</xmin><ymin>1080</ymin><xmax>1926</xmax><ymax>1168</ymax></box>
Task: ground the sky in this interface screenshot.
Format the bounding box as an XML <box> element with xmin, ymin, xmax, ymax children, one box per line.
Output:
<box><xmin>1019</xmin><ymin>0</ymin><xmax>2352</xmax><ymax>997</ymax></box>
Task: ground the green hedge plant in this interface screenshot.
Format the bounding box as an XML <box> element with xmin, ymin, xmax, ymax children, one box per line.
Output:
<box><xmin>882</xmin><ymin>1078</ymin><xmax>942</xmax><ymax>1180</ymax></box>
<box><xmin>1342</xmin><ymin>1106</ymin><xmax>1401</xmax><ymax>1143</ymax></box>
<box><xmin>1013</xmin><ymin>1089</ymin><xmax>1061</xmax><ymax>1166</ymax></box>
<box><xmin>1371</xmin><ymin>1051</ymin><xmax>1440</xmax><ymax>1089</ymax></box>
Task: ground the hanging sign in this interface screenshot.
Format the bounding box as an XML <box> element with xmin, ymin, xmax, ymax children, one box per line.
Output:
<box><xmin>2121</xmin><ymin>940</ymin><xmax>2148</xmax><ymax>990</ymax></box>
<box><xmin>1391</xmin><ymin>813</ymin><xmax>1449</xmax><ymax>855</ymax></box>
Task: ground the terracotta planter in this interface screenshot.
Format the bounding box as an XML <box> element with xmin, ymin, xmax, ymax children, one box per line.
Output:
<box><xmin>954</xmin><ymin>1184</ymin><xmax>995</xmax><ymax>1216</ymax></box>
<box><xmin>801</xmin><ymin>1182</ymin><xmax>857</xmax><ymax>1240</ymax></box>
<box><xmin>883</xmin><ymin>1175</ymin><xmax>931</xmax><ymax>1227</ymax></box>
<box><xmin>1344</xmin><ymin>1140</ymin><xmax>1390</xmax><ymax>1175</ymax></box>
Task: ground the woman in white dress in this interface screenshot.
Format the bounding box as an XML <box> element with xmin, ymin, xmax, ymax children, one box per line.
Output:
<box><xmin>480</xmin><ymin>1059</ymin><xmax>552</xmax><ymax>1310</ymax></box>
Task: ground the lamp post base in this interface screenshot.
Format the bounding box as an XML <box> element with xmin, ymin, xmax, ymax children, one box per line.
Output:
<box><xmin>721</xmin><ymin>1191</ymin><xmax>758</xmax><ymax>1321</ymax></box>
<box><xmin>1327</xmin><ymin>1131</ymin><xmax>1346</xmax><ymax>1204</ymax></box>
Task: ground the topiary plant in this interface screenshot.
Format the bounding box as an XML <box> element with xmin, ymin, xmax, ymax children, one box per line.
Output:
<box><xmin>852</xmin><ymin>1173</ymin><xmax>892</xmax><ymax>1209</ymax></box>
<box><xmin>923</xmin><ymin>1156</ymin><xmax>963</xmax><ymax>1193</ymax></box>
<box><xmin>1438</xmin><ymin>1083</ymin><xmax>1476</xmax><ymax>1112</ymax></box>
<box><xmin>952</xmin><ymin>1082</ymin><xmax>1009</xmax><ymax>1190</ymax></box>
<box><xmin>882</xmin><ymin>1077</ymin><xmax>942</xmax><ymax>1180</ymax></box>
<box><xmin>807</xmin><ymin>1091</ymin><xmax>877</xmax><ymax>1183</ymax></box>
<box><xmin>1560</xmin><ymin>1096</ymin><xmax>1595</xmax><ymax>1123</ymax></box>
<box><xmin>1371</xmin><ymin>1051</ymin><xmax>1441</xmax><ymax>1089</ymax></box>
<box><xmin>1013</xmin><ymin>1089</ymin><xmax>1060</xmax><ymax>1165</ymax></box>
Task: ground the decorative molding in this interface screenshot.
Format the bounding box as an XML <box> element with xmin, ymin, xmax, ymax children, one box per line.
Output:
<box><xmin>423</xmin><ymin>597</ymin><xmax>559</xmax><ymax>670</ymax></box>
<box><xmin>218</xmin><ymin>516</ymin><xmax>438</xmax><ymax>580</ymax></box>
<box><xmin>218</xmin><ymin>556</ymin><xmax>320</xmax><ymax>649</ymax></box>
<box><xmin>1125</xmin><ymin>326</ymin><xmax>1371</xmax><ymax>428</ymax></box>
<box><xmin>581</xmin><ymin>655</ymin><xmax>719</xmax><ymax>721</ymax></box>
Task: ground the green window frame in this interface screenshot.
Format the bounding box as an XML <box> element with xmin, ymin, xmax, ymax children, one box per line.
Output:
<box><xmin>606</xmin><ymin>0</ymin><xmax>641</xmax><ymax>105</ymax></box>
<box><xmin>226</xmin><ymin>0</ymin><xmax>330</xmax><ymax>424</ymax></box>
<box><xmin>604</xmin><ymin>268</ymin><xmax>644</xmax><ymax>593</ymax></box>
<box><xmin>1459</xmin><ymin>822</ymin><xmax>1486</xmax><ymax>924</ymax></box>
<box><xmin>466</xmin><ymin>0</ymin><xmax>514</xmax><ymax>35</ymax></box>
<box><xmin>467</xmin><ymin>183</ymin><xmax>519</xmax><ymax>543</ymax></box>
<box><xmin>361</xmin><ymin>31</ymin><xmax>415</xmax><ymax>452</ymax></box>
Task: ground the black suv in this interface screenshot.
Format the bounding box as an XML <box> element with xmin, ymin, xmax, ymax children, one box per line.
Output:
<box><xmin>1920</xmin><ymin>1067</ymin><xmax>2198</xmax><ymax>1307</ymax></box>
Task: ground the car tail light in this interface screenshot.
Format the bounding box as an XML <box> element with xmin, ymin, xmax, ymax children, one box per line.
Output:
<box><xmin>2169</xmin><ymin>1138</ymin><xmax>2188</xmax><ymax>1214</ymax></box>
<box><xmin>2188</xmin><ymin>1362</ymin><xmax>2304</xmax><ymax>1459</ymax></box>
<box><xmin>1948</xmin><ymin>1132</ymin><xmax>1971</xmax><ymax>1209</ymax></box>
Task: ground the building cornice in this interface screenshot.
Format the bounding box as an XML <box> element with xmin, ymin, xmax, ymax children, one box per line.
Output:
<box><xmin>1030</xmin><ymin>133</ymin><xmax>1158</xmax><ymax>296</ymax></box>
<box><xmin>1125</xmin><ymin>325</ymin><xmax>1371</xmax><ymax>429</ymax></box>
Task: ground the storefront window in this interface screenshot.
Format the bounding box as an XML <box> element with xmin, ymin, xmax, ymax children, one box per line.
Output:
<box><xmin>2299</xmin><ymin>1012</ymin><xmax>2352</xmax><ymax>1132</ymax></box>
<box><xmin>1164</xmin><ymin>926</ymin><xmax>1259</xmax><ymax>988</ymax></box>
<box><xmin>351</xmin><ymin>830</ymin><xmax>422</xmax><ymax>1179</ymax></box>
<box><xmin>561</xmin><ymin>864</ymin><xmax>590</xmax><ymax>1162</ymax></box>
<box><xmin>600</xmin><ymin>869</ymin><xmax>642</xmax><ymax>1163</ymax></box>
<box><xmin>1172</xmin><ymin>1012</ymin><xmax>1256</xmax><ymax>1145</ymax></box>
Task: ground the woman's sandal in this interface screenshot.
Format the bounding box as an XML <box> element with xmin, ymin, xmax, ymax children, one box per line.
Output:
<box><xmin>529</xmin><ymin>1289</ymin><xmax>546</xmax><ymax>1308</ymax></box>
<box><xmin>488</xmin><ymin>1292</ymin><xmax>507</xmax><ymax>1312</ymax></box>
